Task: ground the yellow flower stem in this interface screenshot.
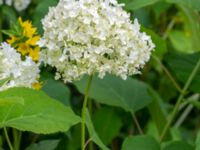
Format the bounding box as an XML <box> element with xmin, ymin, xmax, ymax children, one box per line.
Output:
<box><xmin>81</xmin><ymin>75</ymin><xmax>93</xmax><ymax>150</ymax></box>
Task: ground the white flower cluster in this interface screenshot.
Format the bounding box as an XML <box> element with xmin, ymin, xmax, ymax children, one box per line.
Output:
<box><xmin>39</xmin><ymin>0</ymin><xmax>155</xmax><ymax>82</ymax></box>
<box><xmin>0</xmin><ymin>43</ymin><xmax>40</xmax><ymax>91</ymax></box>
<box><xmin>0</xmin><ymin>0</ymin><xmax>31</xmax><ymax>11</ymax></box>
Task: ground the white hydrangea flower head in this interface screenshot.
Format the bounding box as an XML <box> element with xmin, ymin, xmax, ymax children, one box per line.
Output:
<box><xmin>0</xmin><ymin>43</ymin><xmax>40</xmax><ymax>91</ymax></box>
<box><xmin>14</xmin><ymin>0</ymin><xmax>31</xmax><ymax>11</ymax></box>
<box><xmin>5</xmin><ymin>0</ymin><xmax>12</xmax><ymax>6</ymax></box>
<box><xmin>1</xmin><ymin>0</ymin><xmax>31</xmax><ymax>11</ymax></box>
<box><xmin>39</xmin><ymin>0</ymin><xmax>155</xmax><ymax>82</ymax></box>
<box><xmin>0</xmin><ymin>0</ymin><xmax>3</xmax><ymax>5</ymax></box>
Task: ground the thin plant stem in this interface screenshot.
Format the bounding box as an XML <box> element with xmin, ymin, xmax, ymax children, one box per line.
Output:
<box><xmin>162</xmin><ymin>17</ymin><xmax>176</xmax><ymax>40</ymax></box>
<box><xmin>174</xmin><ymin>94</ymin><xmax>199</xmax><ymax>128</ymax></box>
<box><xmin>88</xmin><ymin>99</ymin><xmax>94</xmax><ymax>150</ymax></box>
<box><xmin>81</xmin><ymin>75</ymin><xmax>93</xmax><ymax>150</ymax></box>
<box><xmin>0</xmin><ymin>10</ymin><xmax>3</xmax><ymax>42</ymax></box>
<box><xmin>174</xmin><ymin>104</ymin><xmax>194</xmax><ymax>128</ymax></box>
<box><xmin>13</xmin><ymin>129</ymin><xmax>22</xmax><ymax>150</ymax></box>
<box><xmin>152</xmin><ymin>55</ymin><xmax>182</xmax><ymax>93</ymax></box>
<box><xmin>160</xmin><ymin>58</ymin><xmax>200</xmax><ymax>142</ymax></box>
<box><xmin>179</xmin><ymin>94</ymin><xmax>199</xmax><ymax>110</ymax></box>
<box><xmin>4</xmin><ymin>128</ymin><xmax>14</xmax><ymax>150</ymax></box>
<box><xmin>131</xmin><ymin>113</ymin><xmax>144</xmax><ymax>135</ymax></box>
<box><xmin>85</xmin><ymin>138</ymin><xmax>92</xmax><ymax>149</ymax></box>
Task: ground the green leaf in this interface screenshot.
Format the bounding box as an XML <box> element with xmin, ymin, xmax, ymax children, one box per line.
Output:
<box><xmin>146</xmin><ymin>121</ymin><xmax>160</xmax><ymax>140</ymax></box>
<box><xmin>93</xmin><ymin>107</ymin><xmax>123</xmax><ymax>145</ymax></box>
<box><xmin>0</xmin><ymin>97</ymin><xmax>24</xmax><ymax>106</ymax></box>
<box><xmin>122</xmin><ymin>135</ymin><xmax>161</xmax><ymax>150</ymax></box>
<box><xmin>119</xmin><ymin>0</ymin><xmax>160</xmax><ymax>11</ymax></box>
<box><xmin>1</xmin><ymin>29</ymin><xmax>21</xmax><ymax>37</ymax></box>
<box><xmin>151</xmin><ymin>2</ymin><xmax>171</xmax><ymax>19</ymax></box>
<box><xmin>164</xmin><ymin>51</ymin><xmax>200</xmax><ymax>93</ymax></box>
<box><xmin>0</xmin><ymin>88</ymin><xmax>80</xmax><ymax>134</ymax></box>
<box><xmin>0</xmin><ymin>77</ymin><xmax>12</xmax><ymax>87</ymax></box>
<box><xmin>195</xmin><ymin>131</ymin><xmax>200</xmax><ymax>150</ymax></box>
<box><xmin>165</xmin><ymin>0</ymin><xmax>200</xmax><ymax>11</ymax></box>
<box><xmin>74</xmin><ymin>75</ymin><xmax>151</xmax><ymax>113</ymax></box>
<box><xmin>1</xmin><ymin>5</ymin><xmax>17</xmax><ymax>23</ymax></box>
<box><xmin>163</xmin><ymin>141</ymin><xmax>194</xmax><ymax>150</ymax></box>
<box><xmin>25</xmin><ymin>140</ymin><xmax>59</xmax><ymax>150</ymax></box>
<box><xmin>86</xmin><ymin>109</ymin><xmax>110</xmax><ymax>150</ymax></box>
<box><xmin>42</xmin><ymin>78</ymin><xmax>71</xmax><ymax>106</ymax></box>
<box><xmin>179</xmin><ymin>5</ymin><xmax>200</xmax><ymax>51</ymax></box>
<box><xmin>168</xmin><ymin>30</ymin><xmax>193</xmax><ymax>53</ymax></box>
<box><xmin>66</xmin><ymin>125</ymin><xmax>81</xmax><ymax>150</ymax></box>
<box><xmin>147</xmin><ymin>88</ymin><xmax>168</xmax><ymax>136</ymax></box>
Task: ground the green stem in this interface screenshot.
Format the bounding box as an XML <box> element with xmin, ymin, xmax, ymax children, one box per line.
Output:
<box><xmin>131</xmin><ymin>113</ymin><xmax>144</xmax><ymax>135</ymax></box>
<box><xmin>88</xmin><ymin>99</ymin><xmax>94</xmax><ymax>150</ymax></box>
<box><xmin>81</xmin><ymin>75</ymin><xmax>93</xmax><ymax>150</ymax></box>
<box><xmin>0</xmin><ymin>9</ymin><xmax>3</xmax><ymax>42</ymax></box>
<box><xmin>162</xmin><ymin>17</ymin><xmax>176</xmax><ymax>40</ymax></box>
<box><xmin>160</xmin><ymin>58</ymin><xmax>200</xmax><ymax>142</ymax></box>
<box><xmin>3</xmin><ymin>128</ymin><xmax>14</xmax><ymax>150</ymax></box>
<box><xmin>13</xmin><ymin>129</ymin><xmax>22</xmax><ymax>150</ymax></box>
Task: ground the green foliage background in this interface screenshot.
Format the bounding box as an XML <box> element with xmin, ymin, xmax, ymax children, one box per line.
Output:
<box><xmin>0</xmin><ymin>0</ymin><xmax>200</xmax><ymax>150</ymax></box>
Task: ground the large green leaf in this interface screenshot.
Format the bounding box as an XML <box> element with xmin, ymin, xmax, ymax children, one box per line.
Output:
<box><xmin>119</xmin><ymin>0</ymin><xmax>160</xmax><ymax>11</ymax></box>
<box><xmin>93</xmin><ymin>107</ymin><xmax>123</xmax><ymax>145</ymax></box>
<box><xmin>25</xmin><ymin>140</ymin><xmax>59</xmax><ymax>150</ymax></box>
<box><xmin>163</xmin><ymin>141</ymin><xmax>194</xmax><ymax>150</ymax></box>
<box><xmin>164</xmin><ymin>52</ymin><xmax>200</xmax><ymax>92</ymax></box>
<box><xmin>122</xmin><ymin>135</ymin><xmax>160</xmax><ymax>150</ymax></box>
<box><xmin>74</xmin><ymin>75</ymin><xmax>151</xmax><ymax>113</ymax></box>
<box><xmin>86</xmin><ymin>110</ymin><xmax>109</xmax><ymax>150</ymax></box>
<box><xmin>0</xmin><ymin>88</ymin><xmax>80</xmax><ymax>134</ymax></box>
<box><xmin>0</xmin><ymin>97</ymin><xmax>24</xmax><ymax>106</ymax></box>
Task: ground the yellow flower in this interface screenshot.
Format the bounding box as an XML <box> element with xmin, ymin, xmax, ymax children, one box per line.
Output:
<box><xmin>4</xmin><ymin>17</ymin><xmax>43</xmax><ymax>90</ymax></box>
<box><xmin>18</xmin><ymin>17</ymin><xmax>37</xmax><ymax>38</ymax></box>
<box><xmin>17</xmin><ymin>43</ymin><xmax>31</xmax><ymax>55</ymax></box>
<box><xmin>6</xmin><ymin>17</ymin><xmax>41</xmax><ymax>62</ymax></box>
<box><xmin>29</xmin><ymin>46</ymin><xmax>40</xmax><ymax>61</ymax></box>
<box><xmin>32</xmin><ymin>82</ymin><xmax>43</xmax><ymax>90</ymax></box>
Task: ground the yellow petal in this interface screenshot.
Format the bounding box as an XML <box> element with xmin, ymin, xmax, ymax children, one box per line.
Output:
<box><xmin>26</xmin><ymin>36</ymin><xmax>40</xmax><ymax>46</ymax></box>
<box><xmin>7</xmin><ymin>36</ymin><xmax>18</xmax><ymax>45</ymax></box>
<box><xmin>29</xmin><ymin>46</ymin><xmax>40</xmax><ymax>61</ymax></box>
